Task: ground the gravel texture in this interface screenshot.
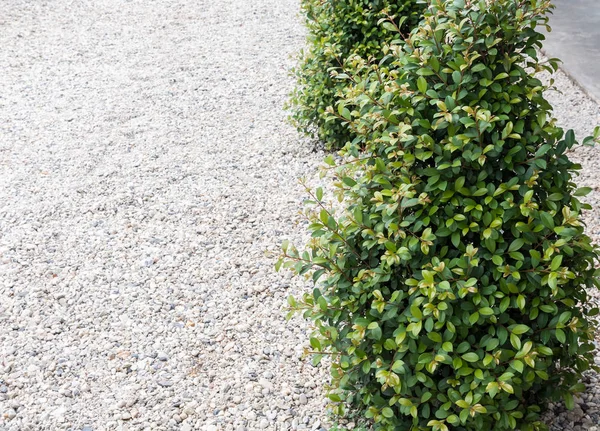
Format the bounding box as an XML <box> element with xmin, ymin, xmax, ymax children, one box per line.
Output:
<box><xmin>1</xmin><ymin>1</ymin><xmax>600</xmax><ymax>431</ymax></box>
<box><xmin>0</xmin><ymin>0</ymin><xmax>329</xmax><ymax>430</ymax></box>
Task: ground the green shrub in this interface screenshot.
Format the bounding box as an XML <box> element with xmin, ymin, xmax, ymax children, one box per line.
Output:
<box><xmin>289</xmin><ymin>0</ymin><xmax>423</xmax><ymax>150</ymax></box>
<box><xmin>280</xmin><ymin>0</ymin><xmax>600</xmax><ymax>430</ymax></box>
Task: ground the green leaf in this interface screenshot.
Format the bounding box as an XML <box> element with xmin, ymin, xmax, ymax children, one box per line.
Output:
<box><xmin>410</xmin><ymin>305</ymin><xmax>423</xmax><ymax>320</ymax></box>
<box><xmin>469</xmin><ymin>312</ymin><xmax>480</xmax><ymax>325</ymax></box>
<box><xmin>537</xmin><ymin>346</ymin><xmax>553</xmax><ymax>356</ymax></box>
<box><xmin>540</xmin><ymin>212</ymin><xmax>555</xmax><ymax>229</ymax></box>
<box><xmin>452</xmin><ymin>70</ymin><xmax>462</xmax><ymax>84</ymax></box>
<box><xmin>480</xmin><ymin>307</ymin><xmax>494</xmax><ymax>316</ymax></box>
<box><xmin>342</xmin><ymin>177</ymin><xmax>357</xmax><ymax>187</ymax></box>
<box><xmin>418</xmin><ymin>68</ymin><xmax>435</xmax><ymax>76</ymax></box>
<box><xmin>353</xmin><ymin>207</ymin><xmax>363</xmax><ymax>224</ymax></box>
<box><xmin>558</xmin><ymin>311</ymin><xmax>572</xmax><ymax>324</ymax></box>
<box><xmin>328</xmin><ymin>393</ymin><xmax>341</xmax><ymax>402</ymax></box>
<box><xmin>316</xmin><ymin>187</ymin><xmax>323</xmax><ymax>201</ymax></box>
<box><xmin>384</xmin><ymin>338</ymin><xmax>396</xmax><ymax>350</ymax></box>
<box><xmin>508</xmin><ymin>238</ymin><xmax>525</xmax><ymax>252</ymax></box>
<box><xmin>382</xmin><ymin>407</ymin><xmax>394</xmax><ymax>418</ymax></box>
<box><xmin>462</xmin><ymin>352</ymin><xmax>479</xmax><ymax>363</ymax></box>
<box><xmin>510</xmin><ymin>333</ymin><xmax>522</xmax><ymax>350</ymax></box>
<box><xmin>428</xmin><ymin>332</ymin><xmax>442</xmax><ymax>343</ymax></box>
<box><xmin>452</xmin><ymin>231</ymin><xmax>460</xmax><ymax>247</ymax></box>
<box><xmin>511</xmin><ymin>324</ymin><xmax>530</xmax><ymax>335</ymax></box>
<box><xmin>456</xmin><ymin>400</ymin><xmax>470</xmax><ymax>408</ymax></box>
<box><xmin>500</xmin><ymin>297</ymin><xmax>510</xmax><ymax>312</ymax></box>
<box><xmin>459</xmin><ymin>409</ymin><xmax>469</xmax><ymax>423</ymax></box>
<box><xmin>381</xmin><ymin>22</ymin><xmax>397</xmax><ymax>32</ymax></box>
<box><xmin>457</xmin><ymin>342</ymin><xmax>470</xmax><ymax>353</ymax></box>
<box><xmin>310</xmin><ymin>337</ymin><xmax>321</xmax><ymax>350</ymax></box>
<box><xmin>550</xmin><ymin>254</ymin><xmax>563</xmax><ymax>271</ymax></box>
<box><xmin>399</xmin><ymin>398</ymin><xmax>413</xmax><ymax>407</ymax></box>
<box><xmin>417</xmin><ymin>76</ymin><xmax>428</xmax><ymax>94</ymax></box>
<box><xmin>392</xmin><ymin>360</ymin><xmax>404</xmax><ymax>373</ymax></box>
<box><xmin>574</xmin><ymin>187</ymin><xmax>592</xmax><ymax>197</ymax></box>
<box><xmin>337</xmin><ymin>102</ymin><xmax>351</xmax><ymax>120</ymax></box>
<box><xmin>275</xmin><ymin>258</ymin><xmax>283</xmax><ymax>272</ymax></box>
<box><xmin>486</xmin><ymin>381</ymin><xmax>499</xmax><ymax>398</ymax></box>
<box><xmin>324</xmin><ymin>155</ymin><xmax>336</xmax><ymax>166</ymax></box>
<box><xmin>319</xmin><ymin>209</ymin><xmax>329</xmax><ymax>225</ymax></box>
<box><xmin>565</xmin><ymin>129</ymin><xmax>576</xmax><ymax>147</ymax></box>
<box><xmin>564</xmin><ymin>391</ymin><xmax>575</xmax><ymax>410</ymax></box>
<box><xmin>317</xmin><ymin>296</ymin><xmax>327</xmax><ymax>311</ymax></box>
<box><xmin>511</xmin><ymin>360</ymin><xmax>524</xmax><ymax>373</ymax></box>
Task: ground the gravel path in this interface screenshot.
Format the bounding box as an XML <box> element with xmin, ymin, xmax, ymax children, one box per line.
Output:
<box><xmin>0</xmin><ymin>1</ymin><xmax>328</xmax><ymax>430</ymax></box>
<box><xmin>1</xmin><ymin>1</ymin><xmax>600</xmax><ymax>431</ymax></box>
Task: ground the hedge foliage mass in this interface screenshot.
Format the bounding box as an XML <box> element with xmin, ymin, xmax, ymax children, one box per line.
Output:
<box><xmin>289</xmin><ymin>0</ymin><xmax>423</xmax><ymax>149</ymax></box>
<box><xmin>281</xmin><ymin>1</ymin><xmax>600</xmax><ymax>430</ymax></box>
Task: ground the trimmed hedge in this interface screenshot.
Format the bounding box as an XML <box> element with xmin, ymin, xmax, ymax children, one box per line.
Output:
<box><xmin>281</xmin><ymin>0</ymin><xmax>600</xmax><ymax>430</ymax></box>
<box><xmin>289</xmin><ymin>0</ymin><xmax>423</xmax><ymax>149</ymax></box>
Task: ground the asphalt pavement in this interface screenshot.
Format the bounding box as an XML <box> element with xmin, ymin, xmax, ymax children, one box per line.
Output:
<box><xmin>543</xmin><ymin>0</ymin><xmax>600</xmax><ymax>102</ymax></box>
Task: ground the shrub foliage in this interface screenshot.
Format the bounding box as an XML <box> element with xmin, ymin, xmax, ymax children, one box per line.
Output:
<box><xmin>289</xmin><ymin>0</ymin><xmax>423</xmax><ymax>149</ymax></box>
<box><xmin>280</xmin><ymin>0</ymin><xmax>600</xmax><ymax>430</ymax></box>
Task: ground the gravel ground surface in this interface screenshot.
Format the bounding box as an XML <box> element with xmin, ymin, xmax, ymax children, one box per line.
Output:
<box><xmin>1</xmin><ymin>1</ymin><xmax>600</xmax><ymax>431</ymax></box>
<box><xmin>0</xmin><ymin>0</ymin><xmax>329</xmax><ymax>430</ymax></box>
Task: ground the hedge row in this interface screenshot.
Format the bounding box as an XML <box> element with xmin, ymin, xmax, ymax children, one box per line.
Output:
<box><xmin>282</xmin><ymin>1</ymin><xmax>600</xmax><ymax>430</ymax></box>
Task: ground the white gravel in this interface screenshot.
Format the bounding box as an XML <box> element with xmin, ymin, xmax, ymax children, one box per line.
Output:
<box><xmin>0</xmin><ymin>0</ymin><xmax>329</xmax><ymax>430</ymax></box>
<box><xmin>1</xmin><ymin>1</ymin><xmax>600</xmax><ymax>431</ymax></box>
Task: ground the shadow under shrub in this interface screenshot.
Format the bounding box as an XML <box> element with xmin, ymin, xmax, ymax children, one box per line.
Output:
<box><xmin>289</xmin><ymin>0</ymin><xmax>423</xmax><ymax>150</ymax></box>
<box><xmin>280</xmin><ymin>0</ymin><xmax>600</xmax><ymax>430</ymax></box>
